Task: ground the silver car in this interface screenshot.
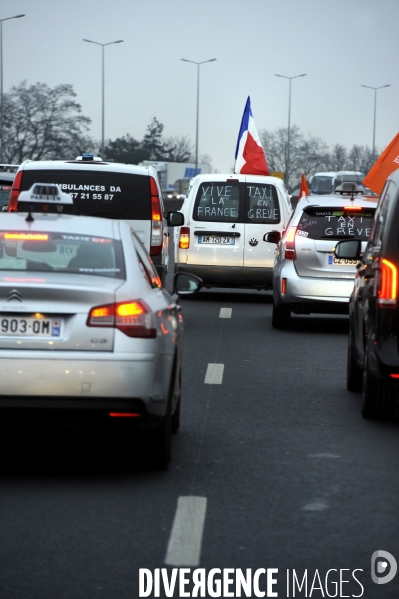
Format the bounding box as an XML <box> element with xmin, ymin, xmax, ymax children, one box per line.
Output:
<box><xmin>0</xmin><ymin>191</ymin><xmax>200</xmax><ymax>467</ymax></box>
<box><xmin>266</xmin><ymin>189</ymin><xmax>378</xmax><ymax>329</ymax></box>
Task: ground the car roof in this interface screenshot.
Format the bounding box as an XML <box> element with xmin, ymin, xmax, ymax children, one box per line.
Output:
<box><xmin>18</xmin><ymin>159</ymin><xmax>157</xmax><ymax>177</ymax></box>
<box><xmin>0</xmin><ymin>212</ymin><xmax>123</xmax><ymax>238</ymax></box>
<box><xmin>295</xmin><ymin>194</ymin><xmax>378</xmax><ymax>211</ymax></box>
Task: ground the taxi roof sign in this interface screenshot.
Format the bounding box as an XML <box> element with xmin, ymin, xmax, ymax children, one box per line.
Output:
<box><xmin>18</xmin><ymin>183</ymin><xmax>74</xmax><ymax>205</ymax></box>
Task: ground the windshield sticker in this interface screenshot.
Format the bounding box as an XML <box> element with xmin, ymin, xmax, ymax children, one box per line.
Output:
<box><xmin>296</xmin><ymin>230</ymin><xmax>308</xmax><ymax>237</ymax></box>
<box><xmin>58</xmin><ymin>183</ymin><xmax>121</xmax><ymax>202</ymax></box>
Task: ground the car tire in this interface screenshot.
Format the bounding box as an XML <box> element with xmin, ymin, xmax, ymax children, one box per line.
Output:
<box><xmin>272</xmin><ymin>301</ymin><xmax>291</xmax><ymax>330</ymax></box>
<box><xmin>361</xmin><ymin>353</ymin><xmax>395</xmax><ymax>419</ymax></box>
<box><xmin>346</xmin><ymin>327</ymin><xmax>363</xmax><ymax>392</ymax></box>
<box><xmin>172</xmin><ymin>367</ymin><xmax>182</xmax><ymax>434</ymax></box>
<box><xmin>150</xmin><ymin>398</ymin><xmax>172</xmax><ymax>469</ymax></box>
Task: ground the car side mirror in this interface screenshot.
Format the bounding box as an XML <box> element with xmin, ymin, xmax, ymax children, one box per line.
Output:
<box><xmin>263</xmin><ymin>230</ymin><xmax>281</xmax><ymax>244</ymax></box>
<box><xmin>173</xmin><ymin>272</ymin><xmax>203</xmax><ymax>295</ymax></box>
<box><xmin>167</xmin><ymin>211</ymin><xmax>184</xmax><ymax>227</ymax></box>
<box><xmin>334</xmin><ymin>239</ymin><xmax>362</xmax><ymax>260</ymax></box>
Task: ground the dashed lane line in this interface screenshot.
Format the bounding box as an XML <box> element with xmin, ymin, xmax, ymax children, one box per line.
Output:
<box><xmin>219</xmin><ymin>307</ymin><xmax>232</xmax><ymax>318</ymax></box>
<box><xmin>204</xmin><ymin>363</ymin><xmax>224</xmax><ymax>385</ymax></box>
<box><xmin>164</xmin><ymin>496</ymin><xmax>207</xmax><ymax>566</ymax></box>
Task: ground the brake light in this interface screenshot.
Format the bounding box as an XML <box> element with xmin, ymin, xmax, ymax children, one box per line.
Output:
<box><xmin>109</xmin><ymin>412</ymin><xmax>141</xmax><ymax>417</ymax></box>
<box><xmin>179</xmin><ymin>227</ymin><xmax>190</xmax><ymax>249</ymax></box>
<box><xmin>8</xmin><ymin>170</ymin><xmax>23</xmax><ymax>211</ymax></box>
<box><xmin>4</xmin><ymin>233</ymin><xmax>49</xmax><ymax>241</ymax></box>
<box><xmin>284</xmin><ymin>226</ymin><xmax>297</xmax><ymax>260</ymax></box>
<box><xmin>343</xmin><ymin>206</ymin><xmax>362</xmax><ymax>210</ymax></box>
<box><xmin>377</xmin><ymin>258</ymin><xmax>397</xmax><ymax>308</ymax></box>
<box><xmin>149</xmin><ymin>177</ymin><xmax>163</xmax><ymax>256</ymax></box>
<box><xmin>87</xmin><ymin>300</ymin><xmax>156</xmax><ymax>337</ymax></box>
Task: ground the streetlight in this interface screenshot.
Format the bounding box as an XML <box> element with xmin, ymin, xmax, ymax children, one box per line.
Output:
<box><xmin>181</xmin><ymin>58</ymin><xmax>216</xmax><ymax>175</ymax></box>
<box><xmin>0</xmin><ymin>13</ymin><xmax>25</xmax><ymax>163</ymax></box>
<box><xmin>83</xmin><ymin>38</ymin><xmax>124</xmax><ymax>156</ymax></box>
<box><xmin>361</xmin><ymin>83</ymin><xmax>391</xmax><ymax>162</ymax></box>
<box><xmin>275</xmin><ymin>73</ymin><xmax>306</xmax><ymax>188</ymax></box>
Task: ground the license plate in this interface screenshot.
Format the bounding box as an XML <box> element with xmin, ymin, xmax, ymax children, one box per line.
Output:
<box><xmin>198</xmin><ymin>236</ymin><xmax>235</xmax><ymax>245</ymax></box>
<box><xmin>329</xmin><ymin>256</ymin><xmax>358</xmax><ymax>266</ymax></box>
<box><xmin>0</xmin><ymin>316</ymin><xmax>62</xmax><ymax>337</ymax></box>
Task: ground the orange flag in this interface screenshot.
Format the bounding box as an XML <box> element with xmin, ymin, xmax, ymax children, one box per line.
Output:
<box><xmin>298</xmin><ymin>173</ymin><xmax>310</xmax><ymax>200</ymax></box>
<box><xmin>363</xmin><ymin>132</ymin><xmax>399</xmax><ymax>195</ymax></box>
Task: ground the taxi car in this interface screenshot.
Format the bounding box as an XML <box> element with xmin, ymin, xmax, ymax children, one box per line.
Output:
<box><xmin>266</xmin><ymin>184</ymin><xmax>378</xmax><ymax>328</ymax></box>
<box><xmin>0</xmin><ymin>184</ymin><xmax>201</xmax><ymax>467</ymax></box>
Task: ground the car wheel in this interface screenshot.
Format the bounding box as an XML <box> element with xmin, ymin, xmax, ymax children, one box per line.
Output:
<box><xmin>172</xmin><ymin>367</ymin><xmax>182</xmax><ymax>434</ymax></box>
<box><xmin>346</xmin><ymin>327</ymin><xmax>363</xmax><ymax>392</ymax></box>
<box><xmin>150</xmin><ymin>399</ymin><xmax>172</xmax><ymax>469</ymax></box>
<box><xmin>272</xmin><ymin>301</ymin><xmax>291</xmax><ymax>330</ymax></box>
<box><xmin>361</xmin><ymin>353</ymin><xmax>395</xmax><ymax>419</ymax></box>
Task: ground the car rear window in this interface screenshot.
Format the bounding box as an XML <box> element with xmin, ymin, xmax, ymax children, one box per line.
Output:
<box><xmin>192</xmin><ymin>181</ymin><xmax>280</xmax><ymax>224</ymax></box>
<box><xmin>0</xmin><ymin>184</ymin><xmax>13</xmax><ymax>209</ymax></box>
<box><xmin>19</xmin><ymin>170</ymin><xmax>151</xmax><ymax>220</ymax></box>
<box><xmin>246</xmin><ymin>183</ymin><xmax>280</xmax><ymax>224</ymax></box>
<box><xmin>297</xmin><ymin>207</ymin><xmax>375</xmax><ymax>241</ymax></box>
<box><xmin>0</xmin><ymin>232</ymin><xmax>125</xmax><ymax>278</ymax></box>
<box><xmin>193</xmin><ymin>183</ymin><xmax>241</xmax><ymax>222</ymax></box>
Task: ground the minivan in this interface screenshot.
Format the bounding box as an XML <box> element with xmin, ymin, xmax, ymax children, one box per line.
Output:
<box><xmin>174</xmin><ymin>173</ymin><xmax>292</xmax><ymax>290</ymax></box>
<box><xmin>8</xmin><ymin>155</ymin><xmax>169</xmax><ymax>284</ymax></box>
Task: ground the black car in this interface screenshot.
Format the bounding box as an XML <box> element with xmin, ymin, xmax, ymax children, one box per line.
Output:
<box><xmin>335</xmin><ymin>169</ymin><xmax>399</xmax><ymax>419</ymax></box>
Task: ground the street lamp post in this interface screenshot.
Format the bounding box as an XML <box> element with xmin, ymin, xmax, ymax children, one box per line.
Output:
<box><xmin>275</xmin><ymin>73</ymin><xmax>306</xmax><ymax>188</ymax></box>
<box><xmin>181</xmin><ymin>58</ymin><xmax>216</xmax><ymax>176</ymax></box>
<box><xmin>361</xmin><ymin>84</ymin><xmax>391</xmax><ymax>163</ymax></box>
<box><xmin>83</xmin><ymin>38</ymin><xmax>124</xmax><ymax>157</ymax></box>
<box><xmin>0</xmin><ymin>13</ymin><xmax>25</xmax><ymax>163</ymax></box>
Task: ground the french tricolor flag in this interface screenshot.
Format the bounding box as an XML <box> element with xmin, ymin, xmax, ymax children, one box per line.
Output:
<box><xmin>234</xmin><ymin>97</ymin><xmax>269</xmax><ymax>176</ymax></box>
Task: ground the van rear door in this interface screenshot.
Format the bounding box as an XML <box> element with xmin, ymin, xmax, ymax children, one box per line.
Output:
<box><xmin>187</xmin><ymin>181</ymin><xmax>245</xmax><ymax>268</ymax></box>
<box><xmin>243</xmin><ymin>180</ymin><xmax>283</xmax><ymax>271</ymax></box>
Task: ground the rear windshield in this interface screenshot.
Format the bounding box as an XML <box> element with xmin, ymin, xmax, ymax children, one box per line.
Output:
<box><xmin>297</xmin><ymin>207</ymin><xmax>375</xmax><ymax>241</ymax></box>
<box><xmin>19</xmin><ymin>170</ymin><xmax>151</xmax><ymax>220</ymax></box>
<box><xmin>0</xmin><ymin>232</ymin><xmax>125</xmax><ymax>278</ymax></box>
<box><xmin>0</xmin><ymin>184</ymin><xmax>13</xmax><ymax>209</ymax></box>
<box><xmin>193</xmin><ymin>182</ymin><xmax>280</xmax><ymax>224</ymax></box>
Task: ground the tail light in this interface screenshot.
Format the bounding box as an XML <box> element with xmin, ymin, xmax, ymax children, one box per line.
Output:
<box><xmin>8</xmin><ymin>170</ymin><xmax>23</xmax><ymax>211</ymax></box>
<box><xmin>377</xmin><ymin>258</ymin><xmax>397</xmax><ymax>308</ymax></box>
<box><xmin>283</xmin><ymin>226</ymin><xmax>297</xmax><ymax>260</ymax></box>
<box><xmin>87</xmin><ymin>300</ymin><xmax>156</xmax><ymax>338</ymax></box>
<box><xmin>149</xmin><ymin>177</ymin><xmax>163</xmax><ymax>256</ymax></box>
<box><xmin>179</xmin><ymin>227</ymin><xmax>190</xmax><ymax>249</ymax></box>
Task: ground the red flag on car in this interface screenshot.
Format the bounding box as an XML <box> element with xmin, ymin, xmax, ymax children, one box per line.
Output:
<box><xmin>363</xmin><ymin>132</ymin><xmax>399</xmax><ymax>195</ymax></box>
<box><xmin>298</xmin><ymin>173</ymin><xmax>310</xmax><ymax>200</ymax></box>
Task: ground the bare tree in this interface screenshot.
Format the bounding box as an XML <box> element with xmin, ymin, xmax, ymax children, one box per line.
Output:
<box><xmin>163</xmin><ymin>135</ymin><xmax>193</xmax><ymax>162</ymax></box>
<box><xmin>2</xmin><ymin>81</ymin><xmax>92</xmax><ymax>163</ymax></box>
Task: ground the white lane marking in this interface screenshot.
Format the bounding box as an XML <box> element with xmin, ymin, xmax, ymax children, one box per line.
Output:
<box><xmin>165</xmin><ymin>496</ymin><xmax>207</xmax><ymax>566</ymax></box>
<box><xmin>204</xmin><ymin>363</ymin><xmax>224</xmax><ymax>384</ymax></box>
<box><xmin>219</xmin><ymin>307</ymin><xmax>232</xmax><ymax>318</ymax></box>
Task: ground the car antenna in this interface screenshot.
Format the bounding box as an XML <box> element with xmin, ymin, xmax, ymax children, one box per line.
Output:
<box><xmin>25</xmin><ymin>204</ymin><xmax>34</xmax><ymax>222</ymax></box>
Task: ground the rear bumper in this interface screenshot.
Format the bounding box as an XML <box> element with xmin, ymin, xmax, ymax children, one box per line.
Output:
<box><xmin>275</xmin><ymin>262</ymin><xmax>354</xmax><ymax>312</ymax></box>
<box><xmin>0</xmin><ymin>352</ymin><xmax>169</xmax><ymax>420</ymax></box>
<box><xmin>175</xmin><ymin>263</ymin><xmax>273</xmax><ymax>289</ymax></box>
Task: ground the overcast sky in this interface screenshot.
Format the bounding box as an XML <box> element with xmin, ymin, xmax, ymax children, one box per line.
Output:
<box><xmin>2</xmin><ymin>0</ymin><xmax>398</xmax><ymax>173</ymax></box>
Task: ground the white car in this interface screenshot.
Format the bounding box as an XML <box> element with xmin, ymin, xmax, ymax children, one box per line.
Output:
<box><xmin>8</xmin><ymin>154</ymin><xmax>169</xmax><ymax>285</ymax></box>
<box><xmin>174</xmin><ymin>173</ymin><xmax>292</xmax><ymax>290</ymax></box>
<box><xmin>266</xmin><ymin>184</ymin><xmax>378</xmax><ymax>328</ymax></box>
<box><xmin>0</xmin><ymin>184</ymin><xmax>201</xmax><ymax>467</ymax></box>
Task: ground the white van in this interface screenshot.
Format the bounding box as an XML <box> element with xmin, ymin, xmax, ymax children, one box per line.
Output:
<box><xmin>174</xmin><ymin>173</ymin><xmax>292</xmax><ymax>290</ymax></box>
<box><xmin>8</xmin><ymin>155</ymin><xmax>169</xmax><ymax>284</ymax></box>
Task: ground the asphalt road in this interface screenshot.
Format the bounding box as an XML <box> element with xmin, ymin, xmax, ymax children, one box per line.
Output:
<box><xmin>1</xmin><ymin>243</ymin><xmax>399</xmax><ymax>598</ymax></box>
